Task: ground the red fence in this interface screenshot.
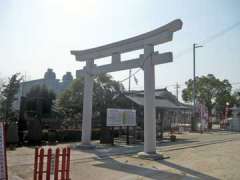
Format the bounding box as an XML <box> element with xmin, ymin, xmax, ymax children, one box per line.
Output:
<box><xmin>34</xmin><ymin>147</ymin><xmax>71</xmax><ymax>180</ymax></box>
<box><xmin>0</xmin><ymin>122</ymin><xmax>8</xmax><ymax>180</ymax></box>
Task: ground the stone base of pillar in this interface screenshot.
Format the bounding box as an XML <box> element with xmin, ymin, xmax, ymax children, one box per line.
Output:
<box><xmin>137</xmin><ymin>152</ymin><xmax>166</xmax><ymax>161</ymax></box>
<box><xmin>71</xmin><ymin>143</ymin><xmax>96</xmax><ymax>150</ymax></box>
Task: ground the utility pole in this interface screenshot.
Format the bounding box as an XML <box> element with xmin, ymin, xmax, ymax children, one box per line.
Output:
<box><xmin>127</xmin><ymin>69</ymin><xmax>132</xmax><ymax>144</ymax></box>
<box><xmin>175</xmin><ymin>83</ymin><xmax>180</xmax><ymax>101</ymax></box>
<box><xmin>128</xmin><ymin>69</ymin><xmax>131</xmax><ymax>93</ymax></box>
<box><xmin>192</xmin><ymin>43</ymin><xmax>203</xmax><ymax>131</ymax></box>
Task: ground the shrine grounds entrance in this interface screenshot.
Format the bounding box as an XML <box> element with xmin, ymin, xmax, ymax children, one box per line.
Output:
<box><xmin>71</xmin><ymin>19</ymin><xmax>183</xmax><ymax>154</ymax></box>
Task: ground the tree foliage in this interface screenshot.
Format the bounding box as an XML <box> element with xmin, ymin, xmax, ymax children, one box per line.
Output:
<box><xmin>25</xmin><ymin>85</ymin><xmax>56</xmax><ymax>116</ymax></box>
<box><xmin>0</xmin><ymin>77</ymin><xmax>4</xmax><ymax>94</ymax></box>
<box><xmin>0</xmin><ymin>73</ymin><xmax>22</xmax><ymax>120</ymax></box>
<box><xmin>232</xmin><ymin>90</ymin><xmax>240</xmax><ymax>106</ymax></box>
<box><xmin>93</xmin><ymin>74</ymin><xmax>125</xmax><ymax>116</ymax></box>
<box><xmin>182</xmin><ymin>74</ymin><xmax>234</xmax><ymax>114</ymax></box>
<box><xmin>0</xmin><ymin>78</ymin><xmax>4</xmax><ymax>115</ymax></box>
<box><xmin>56</xmin><ymin>74</ymin><xmax>125</xmax><ymax>128</ymax></box>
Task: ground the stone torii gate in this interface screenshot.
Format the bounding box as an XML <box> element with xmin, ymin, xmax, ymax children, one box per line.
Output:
<box><xmin>71</xmin><ymin>19</ymin><xmax>182</xmax><ymax>154</ymax></box>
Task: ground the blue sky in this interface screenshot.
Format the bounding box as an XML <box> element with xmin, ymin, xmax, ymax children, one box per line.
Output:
<box><xmin>0</xmin><ymin>0</ymin><xmax>240</xmax><ymax>98</ymax></box>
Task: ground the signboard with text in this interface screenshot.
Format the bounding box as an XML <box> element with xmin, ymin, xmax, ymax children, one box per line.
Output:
<box><xmin>107</xmin><ymin>108</ymin><xmax>136</xmax><ymax>126</ymax></box>
<box><xmin>0</xmin><ymin>122</ymin><xmax>7</xmax><ymax>180</ymax></box>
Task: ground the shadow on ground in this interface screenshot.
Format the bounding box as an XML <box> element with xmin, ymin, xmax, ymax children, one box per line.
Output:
<box><xmin>92</xmin><ymin>154</ymin><xmax>218</xmax><ymax>180</ymax></box>
<box><xmin>157</xmin><ymin>138</ymin><xmax>199</xmax><ymax>147</ymax></box>
<box><xmin>72</xmin><ymin>138</ymin><xmax>199</xmax><ymax>159</ymax></box>
<box><xmin>73</xmin><ymin>141</ymin><xmax>218</xmax><ymax>180</ymax></box>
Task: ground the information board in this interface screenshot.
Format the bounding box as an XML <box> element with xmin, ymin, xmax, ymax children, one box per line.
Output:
<box><xmin>0</xmin><ymin>122</ymin><xmax>7</xmax><ymax>180</ymax></box>
<box><xmin>107</xmin><ymin>108</ymin><xmax>136</xmax><ymax>126</ymax></box>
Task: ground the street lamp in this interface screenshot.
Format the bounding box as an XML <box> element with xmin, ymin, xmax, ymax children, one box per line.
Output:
<box><xmin>192</xmin><ymin>43</ymin><xmax>203</xmax><ymax>131</ymax></box>
<box><xmin>224</xmin><ymin>102</ymin><xmax>230</xmax><ymax>129</ymax></box>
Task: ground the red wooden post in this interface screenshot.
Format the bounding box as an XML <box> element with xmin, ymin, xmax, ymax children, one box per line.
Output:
<box><xmin>33</xmin><ymin>147</ymin><xmax>39</xmax><ymax>180</ymax></box>
<box><xmin>3</xmin><ymin>123</ymin><xmax>8</xmax><ymax>180</ymax></box>
<box><xmin>54</xmin><ymin>148</ymin><xmax>60</xmax><ymax>180</ymax></box>
<box><xmin>38</xmin><ymin>148</ymin><xmax>44</xmax><ymax>180</ymax></box>
<box><xmin>61</xmin><ymin>148</ymin><xmax>66</xmax><ymax>180</ymax></box>
<box><xmin>46</xmin><ymin>148</ymin><xmax>52</xmax><ymax>180</ymax></box>
<box><xmin>66</xmin><ymin>147</ymin><xmax>70</xmax><ymax>180</ymax></box>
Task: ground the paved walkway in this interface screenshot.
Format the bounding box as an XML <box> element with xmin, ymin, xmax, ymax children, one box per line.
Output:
<box><xmin>7</xmin><ymin>130</ymin><xmax>240</xmax><ymax>179</ymax></box>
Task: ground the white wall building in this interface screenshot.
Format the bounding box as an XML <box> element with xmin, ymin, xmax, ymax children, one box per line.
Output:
<box><xmin>13</xmin><ymin>69</ymin><xmax>73</xmax><ymax>110</ymax></box>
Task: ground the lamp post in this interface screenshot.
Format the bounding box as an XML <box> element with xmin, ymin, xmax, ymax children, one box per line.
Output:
<box><xmin>192</xmin><ymin>43</ymin><xmax>203</xmax><ymax>131</ymax></box>
<box><xmin>224</xmin><ymin>102</ymin><xmax>230</xmax><ymax>128</ymax></box>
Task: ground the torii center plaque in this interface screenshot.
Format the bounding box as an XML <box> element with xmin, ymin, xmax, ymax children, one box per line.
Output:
<box><xmin>71</xmin><ymin>19</ymin><xmax>183</xmax><ymax>153</ymax></box>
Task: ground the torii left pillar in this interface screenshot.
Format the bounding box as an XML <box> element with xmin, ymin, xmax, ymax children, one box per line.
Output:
<box><xmin>81</xmin><ymin>60</ymin><xmax>94</xmax><ymax>145</ymax></box>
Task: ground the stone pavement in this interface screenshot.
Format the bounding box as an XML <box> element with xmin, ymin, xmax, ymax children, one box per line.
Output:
<box><xmin>7</xmin><ymin>129</ymin><xmax>240</xmax><ymax>180</ymax></box>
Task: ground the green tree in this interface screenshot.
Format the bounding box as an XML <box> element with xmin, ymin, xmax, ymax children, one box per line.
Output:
<box><xmin>0</xmin><ymin>78</ymin><xmax>5</xmax><ymax>119</ymax></box>
<box><xmin>56</xmin><ymin>74</ymin><xmax>124</xmax><ymax>128</ymax></box>
<box><xmin>0</xmin><ymin>73</ymin><xmax>22</xmax><ymax>121</ymax></box>
<box><xmin>25</xmin><ymin>85</ymin><xmax>56</xmax><ymax>116</ymax></box>
<box><xmin>232</xmin><ymin>90</ymin><xmax>240</xmax><ymax>106</ymax></box>
<box><xmin>56</xmin><ymin>77</ymin><xmax>84</xmax><ymax>128</ymax></box>
<box><xmin>0</xmin><ymin>77</ymin><xmax>4</xmax><ymax>93</ymax></box>
<box><xmin>182</xmin><ymin>74</ymin><xmax>234</xmax><ymax>115</ymax></box>
<box><xmin>93</xmin><ymin>74</ymin><xmax>125</xmax><ymax>126</ymax></box>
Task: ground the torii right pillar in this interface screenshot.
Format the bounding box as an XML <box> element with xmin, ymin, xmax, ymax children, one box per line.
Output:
<box><xmin>143</xmin><ymin>44</ymin><xmax>156</xmax><ymax>153</ymax></box>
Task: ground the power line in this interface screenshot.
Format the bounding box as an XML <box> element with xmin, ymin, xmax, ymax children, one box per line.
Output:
<box><xmin>163</xmin><ymin>81</ymin><xmax>240</xmax><ymax>89</ymax></box>
<box><xmin>200</xmin><ymin>21</ymin><xmax>240</xmax><ymax>45</ymax></box>
<box><xmin>119</xmin><ymin>68</ymin><xmax>141</xmax><ymax>83</ymax></box>
<box><xmin>118</xmin><ymin>21</ymin><xmax>240</xmax><ymax>84</ymax></box>
<box><xmin>231</xmin><ymin>82</ymin><xmax>240</xmax><ymax>85</ymax></box>
<box><xmin>119</xmin><ymin>52</ymin><xmax>153</xmax><ymax>83</ymax></box>
<box><xmin>174</xmin><ymin>21</ymin><xmax>240</xmax><ymax>60</ymax></box>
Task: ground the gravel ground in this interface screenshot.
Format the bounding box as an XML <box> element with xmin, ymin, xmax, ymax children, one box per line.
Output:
<box><xmin>7</xmin><ymin>130</ymin><xmax>240</xmax><ymax>180</ymax></box>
